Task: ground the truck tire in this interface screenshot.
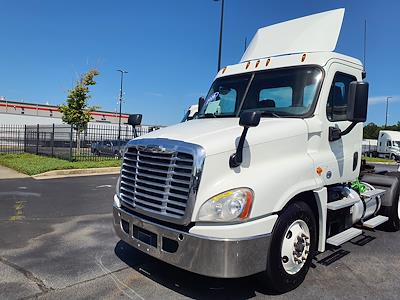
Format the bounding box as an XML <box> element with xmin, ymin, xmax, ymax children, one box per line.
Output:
<box><xmin>382</xmin><ymin>172</ymin><xmax>400</xmax><ymax>231</ymax></box>
<box><xmin>381</xmin><ymin>197</ymin><xmax>400</xmax><ymax>231</ymax></box>
<box><xmin>260</xmin><ymin>201</ymin><xmax>317</xmax><ymax>293</ymax></box>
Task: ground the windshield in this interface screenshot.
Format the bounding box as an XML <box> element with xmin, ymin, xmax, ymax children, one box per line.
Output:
<box><xmin>198</xmin><ymin>66</ymin><xmax>323</xmax><ymax>118</ymax></box>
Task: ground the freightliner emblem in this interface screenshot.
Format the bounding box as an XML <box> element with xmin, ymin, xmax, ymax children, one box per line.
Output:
<box><xmin>137</xmin><ymin>145</ymin><xmax>175</xmax><ymax>155</ymax></box>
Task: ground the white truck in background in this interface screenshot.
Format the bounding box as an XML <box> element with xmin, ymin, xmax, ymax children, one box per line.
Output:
<box><xmin>181</xmin><ymin>104</ymin><xmax>199</xmax><ymax>122</ymax></box>
<box><xmin>377</xmin><ymin>130</ymin><xmax>400</xmax><ymax>160</ymax></box>
<box><xmin>113</xmin><ymin>9</ymin><xmax>400</xmax><ymax>292</ymax></box>
<box><xmin>363</xmin><ymin>131</ymin><xmax>400</xmax><ymax>160</ymax></box>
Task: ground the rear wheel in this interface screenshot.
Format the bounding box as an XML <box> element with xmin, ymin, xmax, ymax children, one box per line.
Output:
<box><xmin>382</xmin><ymin>194</ymin><xmax>400</xmax><ymax>231</ymax></box>
<box><xmin>382</xmin><ymin>172</ymin><xmax>400</xmax><ymax>231</ymax></box>
<box><xmin>260</xmin><ymin>201</ymin><xmax>317</xmax><ymax>293</ymax></box>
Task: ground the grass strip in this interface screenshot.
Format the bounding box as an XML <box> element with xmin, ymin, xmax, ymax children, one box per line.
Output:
<box><xmin>0</xmin><ymin>153</ymin><xmax>121</xmax><ymax>175</ymax></box>
<box><xmin>362</xmin><ymin>156</ymin><xmax>396</xmax><ymax>163</ymax></box>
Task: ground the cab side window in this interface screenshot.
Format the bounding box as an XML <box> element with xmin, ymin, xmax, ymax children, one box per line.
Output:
<box><xmin>326</xmin><ymin>73</ymin><xmax>356</xmax><ymax>121</ymax></box>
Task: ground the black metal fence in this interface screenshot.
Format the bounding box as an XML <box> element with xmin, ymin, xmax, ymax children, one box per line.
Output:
<box><xmin>0</xmin><ymin>123</ymin><xmax>161</xmax><ymax>161</ymax></box>
<box><xmin>0</xmin><ymin>125</ymin><xmax>25</xmax><ymax>154</ymax></box>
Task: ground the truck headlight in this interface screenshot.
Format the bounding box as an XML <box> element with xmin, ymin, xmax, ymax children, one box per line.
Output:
<box><xmin>197</xmin><ymin>188</ymin><xmax>253</xmax><ymax>222</ymax></box>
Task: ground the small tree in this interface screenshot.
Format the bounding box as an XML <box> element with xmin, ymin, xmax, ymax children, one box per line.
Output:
<box><xmin>59</xmin><ymin>69</ymin><xmax>100</xmax><ymax>155</ymax></box>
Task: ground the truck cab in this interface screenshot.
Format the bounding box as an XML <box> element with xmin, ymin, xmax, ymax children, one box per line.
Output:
<box><xmin>181</xmin><ymin>104</ymin><xmax>199</xmax><ymax>122</ymax></box>
<box><xmin>113</xmin><ymin>8</ymin><xmax>400</xmax><ymax>293</ymax></box>
<box><xmin>377</xmin><ymin>130</ymin><xmax>400</xmax><ymax>160</ymax></box>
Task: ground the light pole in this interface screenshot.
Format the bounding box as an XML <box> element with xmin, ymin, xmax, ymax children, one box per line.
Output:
<box><xmin>117</xmin><ymin>69</ymin><xmax>128</xmax><ymax>145</ymax></box>
<box><xmin>214</xmin><ymin>0</ymin><xmax>224</xmax><ymax>72</ymax></box>
<box><xmin>385</xmin><ymin>96</ymin><xmax>392</xmax><ymax>128</ymax></box>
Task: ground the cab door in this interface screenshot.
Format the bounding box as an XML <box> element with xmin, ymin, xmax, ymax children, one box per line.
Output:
<box><xmin>317</xmin><ymin>63</ymin><xmax>363</xmax><ymax>185</ymax></box>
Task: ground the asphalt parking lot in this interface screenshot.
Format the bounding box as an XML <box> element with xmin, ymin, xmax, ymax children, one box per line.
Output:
<box><xmin>1</xmin><ymin>164</ymin><xmax>400</xmax><ymax>299</ymax></box>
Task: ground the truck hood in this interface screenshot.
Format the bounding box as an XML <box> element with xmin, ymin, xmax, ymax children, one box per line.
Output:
<box><xmin>138</xmin><ymin>118</ymin><xmax>308</xmax><ymax>156</ymax></box>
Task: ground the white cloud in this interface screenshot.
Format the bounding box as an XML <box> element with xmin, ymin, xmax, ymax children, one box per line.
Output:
<box><xmin>144</xmin><ymin>92</ymin><xmax>163</xmax><ymax>97</ymax></box>
<box><xmin>369</xmin><ymin>95</ymin><xmax>400</xmax><ymax>105</ymax></box>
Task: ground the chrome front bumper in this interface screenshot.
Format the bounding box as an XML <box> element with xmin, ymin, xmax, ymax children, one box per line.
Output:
<box><xmin>113</xmin><ymin>205</ymin><xmax>271</xmax><ymax>278</ymax></box>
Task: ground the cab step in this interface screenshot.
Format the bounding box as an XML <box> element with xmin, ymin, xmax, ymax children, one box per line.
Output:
<box><xmin>362</xmin><ymin>215</ymin><xmax>389</xmax><ymax>229</ymax></box>
<box><xmin>327</xmin><ymin>198</ymin><xmax>359</xmax><ymax>210</ymax></box>
<box><xmin>361</xmin><ymin>189</ymin><xmax>386</xmax><ymax>199</ymax></box>
<box><xmin>326</xmin><ymin>228</ymin><xmax>363</xmax><ymax>247</ymax></box>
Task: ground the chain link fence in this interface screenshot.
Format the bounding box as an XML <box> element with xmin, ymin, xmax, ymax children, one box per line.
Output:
<box><xmin>0</xmin><ymin>123</ymin><xmax>162</xmax><ymax>161</ymax></box>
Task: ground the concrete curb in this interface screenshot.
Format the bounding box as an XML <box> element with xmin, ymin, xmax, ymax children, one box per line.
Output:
<box><xmin>0</xmin><ymin>165</ymin><xmax>30</xmax><ymax>179</ymax></box>
<box><xmin>32</xmin><ymin>167</ymin><xmax>120</xmax><ymax>180</ymax></box>
<box><xmin>370</xmin><ymin>162</ymin><xmax>398</xmax><ymax>165</ymax></box>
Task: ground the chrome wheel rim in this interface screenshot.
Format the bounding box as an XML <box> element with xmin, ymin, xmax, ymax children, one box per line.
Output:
<box><xmin>281</xmin><ymin>219</ymin><xmax>310</xmax><ymax>275</ymax></box>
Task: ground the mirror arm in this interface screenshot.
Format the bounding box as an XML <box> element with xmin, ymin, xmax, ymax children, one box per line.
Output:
<box><xmin>229</xmin><ymin>127</ymin><xmax>249</xmax><ymax>168</ymax></box>
<box><xmin>329</xmin><ymin>122</ymin><xmax>358</xmax><ymax>142</ymax></box>
<box><xmin>340</xmin><ymin>121</ymin><xmax>357</xmax><ymax>136</ymax></box>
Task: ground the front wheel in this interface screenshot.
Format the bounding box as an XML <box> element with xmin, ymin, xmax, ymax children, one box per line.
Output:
<box><xmin>260</xmin><ymin>201</ymin><xmax>317</xmax><ymax>293</ymax></box>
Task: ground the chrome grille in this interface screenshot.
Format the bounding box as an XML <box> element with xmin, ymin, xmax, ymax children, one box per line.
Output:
<box><xmin>119</xmin><ymin>144</ymin><xmax>195</xmax><ymax>220</ymax></box>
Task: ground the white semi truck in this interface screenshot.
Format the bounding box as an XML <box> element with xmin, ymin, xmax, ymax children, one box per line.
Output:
<box><xmin>113</xmin><ymin>9</ymin><xmax>400</xmax><ymax>292</ymax></box>
<box><xmin>362</xmin><ymin>131</ymin><xmax>400</xmax><ymax>160</ymax></box>
<box><xmin>377</xmin><ymin>130</ymin><xmax>400</xmax><ymax>160</ymax></box>
<box><xmin>181</xmin><ymin>104</ymin><xmax>199</xmax><ymax>122</ymax></box>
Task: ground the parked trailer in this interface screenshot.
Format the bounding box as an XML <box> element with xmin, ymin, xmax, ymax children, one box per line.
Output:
<box><xmin>362</xmin><ymin>139</ymin><xmax>377</xmax><ymax>156</ymax></box>
<box><xmin>112</xmin><ymin>9</ymin><xmax>400</xmax><ymax>293</ymax></box>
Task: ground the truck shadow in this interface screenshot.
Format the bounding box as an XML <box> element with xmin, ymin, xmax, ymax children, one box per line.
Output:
<box><xmin>114</xmin><ymin>240</ymin><xmax>280</xmax><ymax>299</ymax></box>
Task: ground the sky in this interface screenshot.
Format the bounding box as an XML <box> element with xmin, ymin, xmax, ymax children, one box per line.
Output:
<box><xmin>0</xmin><ymin>0</ymin><xmax>399</xmax><ymax>126</ymax></box>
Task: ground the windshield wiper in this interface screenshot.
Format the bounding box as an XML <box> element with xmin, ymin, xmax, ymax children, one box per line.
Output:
<box><xmin>199</xmin><ymin>113</ymin><xmax>217</xmax><ymax>118</ymax></box>
<box><xmin>261</xmin><ymin>111</ymin><xmax>281</xmax><ymax>118</ymax></box>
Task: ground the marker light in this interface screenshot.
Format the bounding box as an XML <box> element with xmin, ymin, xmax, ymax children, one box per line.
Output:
<box><xmin>197</xmin><ymin>188</ymin><xmax>253</xmax><ymax>222</ymax></box>
<box><xmin>255</xmin><ymin>60</ymin><xmax>260</xmax><ymax>68</ymax></box>
<box><xmin>265</xmin><ymin>58</ymin><xmax>271</xmax><ymax>67</ymax></box>
<box><xmin>301</xmin><ymin>53</ymin><xmax>307</xmax><ymax>62</ymax></box>
<box><xmin>245</xmin><ymin>61</ymin><xmax>251</xmax><ymax>69</ymax></box>
<box><xmin>316</xmin><ymin>167</ymin><xmax>323</xmax><ymax>176</ymax></box>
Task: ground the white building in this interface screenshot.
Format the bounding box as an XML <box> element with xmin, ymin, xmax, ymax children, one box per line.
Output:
<box><xmin>0</xmin><ymin>99</ymin><xmax>129</xmax><ymax>125</ymax></box>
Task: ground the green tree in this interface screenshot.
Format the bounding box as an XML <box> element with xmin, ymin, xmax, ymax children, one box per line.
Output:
<box><xmin>59</xmin><ymin>69</ymin><xmax>100</xmax><ymax>154</ymax></box>
<box><xmin>363</xmin><ymin>122</ymin><xmax>400</xmax><ymax>139</ymax></box>
<box><xmin>363</xmin><ymin>122</ymin><xmax>380</xmax><ymax>139</ymax></box>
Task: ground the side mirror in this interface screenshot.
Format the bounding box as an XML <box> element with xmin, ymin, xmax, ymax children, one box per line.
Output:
<box><xmin>128</xmin><ymin>114</ymin><xmax>142</xmax><ymax>126</ymax></box>
<box><xmin>198</xmin><ymin>96</ymin><xmax>205</xmax><ymax>112</ymax></box>
<box><xmin>229</xmin><ymin>111</ymin><xmax>261</xmax><ymax>168</ymax></box>
<box><xmin>347</xmin><ymin>81</ymin><xmax>369</xmax><ymax>122</ymax></box>
<box><xmin>239</xmin><ymin>111</ymin><xmax>261</xmax><ymax>128</ymax></box>
<box><xmin>329</xmin><ymin>81</ymin><xmax>369</xmax><ymax>142</ymax></box>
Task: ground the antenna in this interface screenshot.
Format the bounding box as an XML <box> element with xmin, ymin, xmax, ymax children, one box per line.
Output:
<box><xmin>362</xmin><ymin>19</ymin><xmax>367</xmax><ymax>78</ymax></box>
<box><xmin>244</xmin><ymin>37</ymin><xmax>247</xmax><ymax>53</ymax></box>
